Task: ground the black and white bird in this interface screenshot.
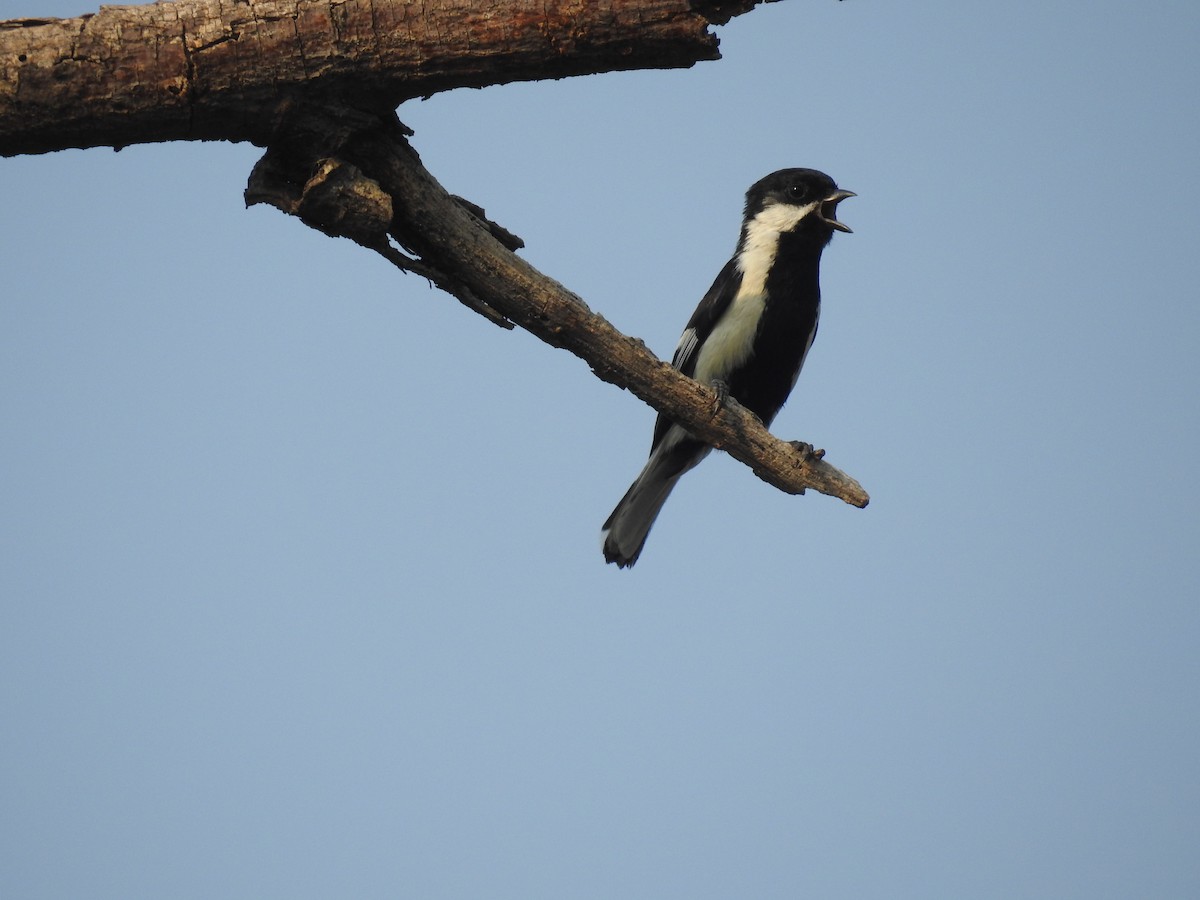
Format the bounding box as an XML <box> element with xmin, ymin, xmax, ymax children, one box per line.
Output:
<box><xmin>601</xmin><ymin>168</ymin><xmax>854</xmax><ymax>568</ymax></box>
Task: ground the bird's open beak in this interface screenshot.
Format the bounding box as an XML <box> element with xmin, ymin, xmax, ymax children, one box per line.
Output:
<box><xmin>820</xmin><ymin>190</ymin><xmax>856</xmax><ymax>233</ymax></box>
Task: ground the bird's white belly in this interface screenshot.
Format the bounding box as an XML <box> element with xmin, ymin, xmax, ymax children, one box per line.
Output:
<box><xmin>692</xmin><ymin>292</ymin><xmax>766</xmax><ymax>385</ymax></box>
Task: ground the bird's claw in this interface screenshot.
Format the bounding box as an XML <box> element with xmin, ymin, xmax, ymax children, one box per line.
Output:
<box><xmin>709</xmin><ymin>379</ymin><xmax>730</xmax><ymax>418</ymax></box>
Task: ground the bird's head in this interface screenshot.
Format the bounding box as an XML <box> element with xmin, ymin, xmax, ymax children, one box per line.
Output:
<box><xmin>743</xmin><ymin>168</ymin><xmax>855</xmax><ymax>242</ymax></box>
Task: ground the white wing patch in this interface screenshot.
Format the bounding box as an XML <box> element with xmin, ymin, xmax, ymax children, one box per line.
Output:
<box><xmin>673</xmin><ymin>327</ymin><xmax>699</xmax><ymax>370</ymax></box>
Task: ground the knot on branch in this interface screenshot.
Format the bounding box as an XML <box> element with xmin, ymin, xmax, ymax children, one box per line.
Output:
<box><xmin>246</xmin><ymin>152</ymin><xmax>393</xmax><ymax>248</ymax></box>
<box><xmin>243</xmin><ymin>101</ymin><xmax>518</xmax><ymax>327</ymax></box>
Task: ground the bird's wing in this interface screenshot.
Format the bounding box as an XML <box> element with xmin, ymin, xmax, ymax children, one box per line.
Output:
<box><xmin>650</xmin><ymin>258</ymin><xmax>743</xmax><ymax>450</ymax></box>
<box><xmin>670</xmin><ymin>257</ymin><xmax>742</xmax><ymax>379</ymax></box>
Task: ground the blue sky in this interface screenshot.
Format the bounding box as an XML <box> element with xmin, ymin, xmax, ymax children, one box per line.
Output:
<box><xmin>3</xmin><ymin>1</ymin><xmax>1199</xmax><ymax>897</ymax></box>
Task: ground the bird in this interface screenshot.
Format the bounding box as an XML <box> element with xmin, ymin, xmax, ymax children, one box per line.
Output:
<box><xmin>601</xmin><ymin>168</ymin><xmax>854</xmax><ymax>568</ymax></box>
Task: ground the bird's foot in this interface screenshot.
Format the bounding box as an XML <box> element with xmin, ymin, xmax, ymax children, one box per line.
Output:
<box><xmin>709</xmin><ymin>379</ymin><xmax>730</xmax><ymax>418</ymax></box>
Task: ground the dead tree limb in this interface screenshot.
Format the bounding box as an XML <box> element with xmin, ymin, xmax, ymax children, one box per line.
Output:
<box><xmin>1</xmin><ymin>0</ymin><xmax>761</xmax><ymax>156</ymax></box>
<box><xmin>245</xmin><ymin>104</ymin><xmax>869</xmax><ymax>507</ymax></box>
<box><xmin>0</xmin><ymin>0</ymin><xmax>869</xmax><ymax>510</ymax></box>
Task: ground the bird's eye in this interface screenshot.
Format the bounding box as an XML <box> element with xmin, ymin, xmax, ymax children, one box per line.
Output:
<box><xmin>787</xmin><ymin>184</ymin><xmax>808</xmax><ymax>201</ymax></box>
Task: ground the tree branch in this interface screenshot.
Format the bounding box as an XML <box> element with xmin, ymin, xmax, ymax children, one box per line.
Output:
<box><xmin>1</xmin><ymin>0</ymin><xmax>767</xmax><ymax>156</ymax></box>
<box><xmin>245</xmin><ymin>104</ymin><xmax>869</xmax><ymax>508</ymax></box>
<box><xmin>2</xmin><ymin>0</ymin><xmax>868</xmax><ymax>510</ymax></box>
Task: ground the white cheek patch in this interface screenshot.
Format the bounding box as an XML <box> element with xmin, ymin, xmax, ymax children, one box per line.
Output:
<box><xmin>736</xmin><ymin>200</ymin><xmax>817</xmax><ymax>297</ymax></box>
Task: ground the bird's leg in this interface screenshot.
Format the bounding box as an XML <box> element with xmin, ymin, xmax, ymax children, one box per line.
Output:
<box><xmin>710</xmin><ymin>380</ymin><xmax>769</xmax><ymax>429</ymax></box>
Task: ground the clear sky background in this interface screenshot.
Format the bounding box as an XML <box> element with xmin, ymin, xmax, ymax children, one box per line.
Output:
<box><xmin>3</xmin><ymin>1</ymin><xmax>1198</xmax><ymax>897</ymax></box>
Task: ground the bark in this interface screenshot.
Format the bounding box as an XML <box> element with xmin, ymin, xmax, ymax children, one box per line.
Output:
<box><xmin>1</xmin><ymin>0</ymin><xmax>756</xmax><ymax>156</ymax></box>
<box><xmin>0</xmin><ymin>0</ymin><xmax>870</xmax><ymax>512</ymax></box>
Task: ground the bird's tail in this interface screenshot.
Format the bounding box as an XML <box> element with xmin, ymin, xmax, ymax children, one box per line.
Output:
<box><xmin>601</xmin><ymin>440</ymin><xmax>709</xmax><ymax>568</ymax></box>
